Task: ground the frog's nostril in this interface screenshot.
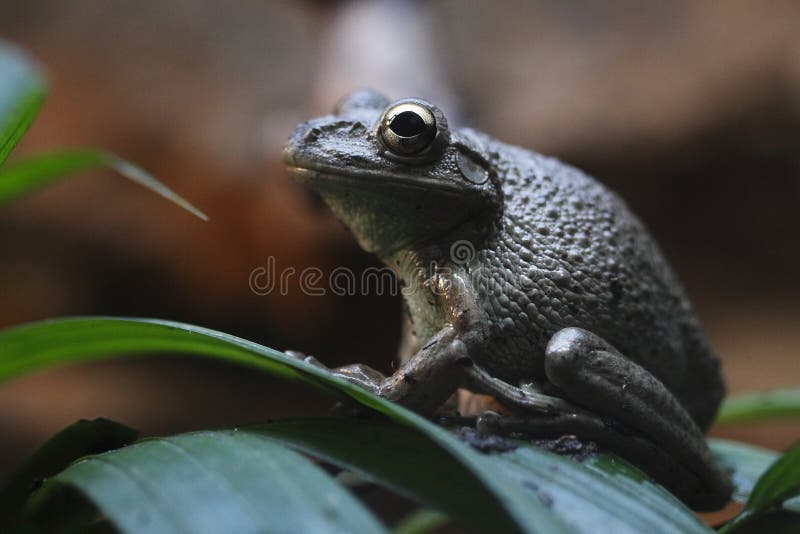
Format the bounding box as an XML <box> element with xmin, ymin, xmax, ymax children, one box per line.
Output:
<box><xmin>349</xmin><ymin>121</ymin><xmax>367</xmax><ymax>134</ymax></box>
<box><xmin>303</xmin><ymin>126</ymin><xmax>321</xmax><ymax>142</ymax></box>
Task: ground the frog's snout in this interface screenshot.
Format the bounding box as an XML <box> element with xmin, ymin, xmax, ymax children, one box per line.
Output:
<box><xmin>281</xmin><ymin>121</ymin><xmax>307</xmax><ymax>167</ymax></box>
<box><xmin>280</xmin><ymin>144</ymin><xmax>296</xmax><ymax>167</ymax></box>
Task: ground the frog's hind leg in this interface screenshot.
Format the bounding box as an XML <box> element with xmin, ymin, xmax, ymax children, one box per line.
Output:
<box><xmin>466</xmin><ymin>327</ymin><xmax>732</xmax><ymax>510</ymax></box>
<box><xmin>542</xmin><ymin>327</ymin><xmax>731</xmax><ymax>510</ymax></box>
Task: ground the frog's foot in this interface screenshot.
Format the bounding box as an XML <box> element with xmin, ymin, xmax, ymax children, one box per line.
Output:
<box><xmin>462</xmin><ymin>328</ymin><xmax>732</xmax><ymax>510</ymax></box>
<box><xmin>284</xmin><ymin>350</ymin><xmax>327</xmax><ymax>369</ymax></box>
<box><xmin>283</xmin><ymin>326</ymin><xmax>470</xmax><ymax>412</ymax></box>
<box><xmin>327</xmin><ymin>363</ymin><xmax>386</xmax><ymax>395</ymax></box>
<box><xmin>284</xmin><ymin>350</ymin><xmax>386</xmax><ymax>395</ymax></box>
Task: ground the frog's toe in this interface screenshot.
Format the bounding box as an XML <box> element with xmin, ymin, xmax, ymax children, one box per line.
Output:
<box><xmin>331</xmin><ymin>364</ymin><xmax>385</xmax><ymax>395</ymax></box>
<box><xmin>284</xmin><ymin>350</ymin><xmax>329</xmax><ymax>369</ymax></box>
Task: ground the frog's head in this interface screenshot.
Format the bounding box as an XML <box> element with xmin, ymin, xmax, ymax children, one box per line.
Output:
<box><xmin>283</xmin><ymin>90</ymin><xmax>499</xmax><ymax>256</ymax></box>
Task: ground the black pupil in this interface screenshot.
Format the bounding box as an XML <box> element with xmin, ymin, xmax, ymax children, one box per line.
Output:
<box><xmin>389</xmin><ymin>111</ymin><xmax>426</xmax><ymax>137</ymax></box>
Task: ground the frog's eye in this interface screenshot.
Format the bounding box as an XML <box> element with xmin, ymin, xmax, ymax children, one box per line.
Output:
<box><xmin>379</xmin><ymin>103</ymin><xmax>436</xmax><ymax>155</ymax></box>
<box><xmin>377</xmin><ymin>99</ymin><xmax>447</xmax><ymax>162</ymax></box>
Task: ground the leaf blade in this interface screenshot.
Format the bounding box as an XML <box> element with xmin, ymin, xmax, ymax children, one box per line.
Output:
<box><xmin>0</xmin><ymin>41</ymin><xmax>46</xmax><ymax>165</ymax></box>
<box><xmin>721</xmin><ymin>442</ymin><xmax>800</xmax><ymax>532</ymax></box>
<box><xmin>717</xmin><ymin>388</ymin><xmax>800</xmax><ymax>424</ymax></box>
<box><xmin>249</xmin><ymin>418</ymin><xmax>518</xmax><ymax>532</ymax></box>
<box><xmin>0</xmin><ymin>317</ymin><xmax>569</xmax><ymax>532</ymax></box>
<box><xmin>27</xmin><ymin>431</ymin><xmax>386</xmax><ymax>534</ymax></box>
<box><xmin>0</xmin><ymin>149</ymin><xmax>207</xmax><ymax>220</ymax></box>
<box><xmin>744</xmin><ymin>443</ymin><xmax>800</xmax><ymax>512</ymax></box>
<box><xmin>491</xmin><ymin>444</ymin><xmax>711</xmax><ymax>534</ymax></box>
<box><xmin>253</xmin><ymin>417</ymin><xmax>712</xmax><ymax>533</ymax></box>
<box><xmin>1</xmin><ymin>317</ymin><xmax>723</xmax><ymax>533</ymax></box>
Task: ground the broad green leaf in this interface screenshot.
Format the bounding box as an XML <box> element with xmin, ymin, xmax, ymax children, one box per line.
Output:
<box><xmin>488</xmin><ymin>444</ymin><xmax>710</xmax><ymax>533</ymax></box>
<box><xmin>721</xmin><ymin>442</ymin><xmax>800</xmax><ymax>532</ymax></box>
<box><xmin>0</xmin><ymin>149</ymin><xmax>207</xmax><ymax>220</ymax></box>
<box><xmin>0</xmin><ymin>41</ymin><xmax>45</xmax><ymax>165</ymax></box>
<box><xmin>717</xmin><ymin>388</ymin><xmax>800</xmax><ymax>424</ymax></box>
<box><xmin>0</xmin><ymin>317</ymin><xmax>363</xmax><ymax>398</ymax></box>
<box><xmin>0</xmin><ymin>317</ymin><xmax>716</xmax><ymax>532</ymax></box>
<box><xmin>0</xmin><ymin>317</ymin><xmax>565</xmax><ymax>533</ymax></box>
<box><xmin>0</xmin><ymin>417</ymin><xmax>137</xmax><ymax>529</ymax></box>
<box><xmin>254</xmin><ymin>417</ymin><xmax>709</xmax><ymax>533</ymax></box>
<box><xmin>26</xmin><ymin>431</ymin><xmax>385</xmax><ymax>533</ymax></box>
<box><xmin>250</xmin><ymin>418</ymin><xmax>520</xmax><ymax>532</ymax></box>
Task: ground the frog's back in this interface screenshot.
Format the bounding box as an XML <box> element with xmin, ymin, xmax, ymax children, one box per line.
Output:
<box><xmin>475</xmin><ymin>137</ymin><xmax>724</xmax><ymax>429</ymax></box>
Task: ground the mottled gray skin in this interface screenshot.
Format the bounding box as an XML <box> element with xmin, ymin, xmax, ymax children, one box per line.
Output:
<box><xmin>283</xmin><ymin>90</ymin><xmax>731</xmax><ymax>510</ymax></box>
<box><xmin>464</xmin><ymin>142</ymin><xmax>725</xmax><ymax>428</ymax></box>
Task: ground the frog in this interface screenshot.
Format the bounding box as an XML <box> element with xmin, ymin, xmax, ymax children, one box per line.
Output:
<box><xmin>282</xmin><ymin>89</ymin><xmax>733</xmax><ymax>510</ymax></box>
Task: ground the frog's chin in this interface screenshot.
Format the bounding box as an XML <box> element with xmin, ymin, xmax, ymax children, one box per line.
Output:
<box><xmin>286</xmin><ymin>164</ymin><xmax>485</xmax><ymax>256</ymax></box>
<box><xmin>285</xmin><ymin>165</ymin><xmax>469</xmax><ymax>195</ymax></box>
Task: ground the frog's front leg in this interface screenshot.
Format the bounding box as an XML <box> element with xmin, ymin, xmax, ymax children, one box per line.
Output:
<box><xmin>288</xmin><ymin>325</ymin><xmax>472</xmax><ymax>414</ymax></box>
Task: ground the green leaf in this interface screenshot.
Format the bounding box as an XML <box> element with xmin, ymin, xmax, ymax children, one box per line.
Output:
<box><xmin>0</xmin><ymin>418</ymin><xmax>137</xmax><ymax>529</ymax></box>
<box><xmin>0</xmin><ymin>41</ymin><xmax>46</xmax><ymax>166</ymax></box>
<box><xmin>0</xmin><ymin>43</ymin><xmax>203</xmax><ymax>219</ymax></box>
<box><xmin>0</xmin><ymin>149</ymin><xmax>207</xmax><ymax>220</ymax></box>
<box><xmin>0</xmin><ymin>317</ymin><xmax>715</xmax><ymax>532</ymax></box>
<box><xmin>26</xmin><ymin>431</ymin><xmax>386</xmax><ymax>533</ymax></box>
<box><xmin>0</xmin><ymin>317</ymin><xmax>565</xmax><ymax>533</ymax></box>
<box><xmin>235</xmin><ymin>418</ymin><xmax>710</xmax><ymax>533</ymax></box>
<box><xmin>487</xmin><ymin>444</ymin><xmax>710</xmax><ymax>533</ymax></box>
<box><xmin>717</xmin><ymin>388</ymin><xmax>800</xmax><ymax>424</ymax></box>
<box><xmin>721</xmin><ymin>442</ymin><xmax>800</xmax><ymax>532</ymax></box>
<box><xmin>740</xmin><ymin>443</ymin><xmax>800</xmax><ymax>514</ymax></box>
<box><xmin>250</xmin><ymin>418</ymin><xmax>519</xmax><ymax>532</ymax></box>
<box><xmin>0</xmin><ymin>317</ymin><xmax>359</xmax><ymax>397</ymax></box>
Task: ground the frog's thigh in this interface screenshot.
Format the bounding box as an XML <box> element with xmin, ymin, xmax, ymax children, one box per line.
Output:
<box><xmin>544</xmin><ymin>327</ymin><xmax>732</xmax><ymax>509</ymax></box>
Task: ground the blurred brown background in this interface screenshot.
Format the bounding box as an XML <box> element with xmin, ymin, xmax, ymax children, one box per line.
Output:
<box><xmin>0</xmin><ymin>0</ymin><xmax>798</xmax><ymax>478</ymax></box>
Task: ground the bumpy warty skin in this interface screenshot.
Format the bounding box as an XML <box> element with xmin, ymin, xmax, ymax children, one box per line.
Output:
<box><xmin>406</xmin><ymin>131</ymin><xmax>725</xmax><ymax>430</ymax></box>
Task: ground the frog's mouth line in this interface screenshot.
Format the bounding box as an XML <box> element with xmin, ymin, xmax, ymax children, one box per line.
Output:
<box><xmin>285</xmin><ymin>165</ymin><xmax>469</xmax><ymax>195</ymax></box>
